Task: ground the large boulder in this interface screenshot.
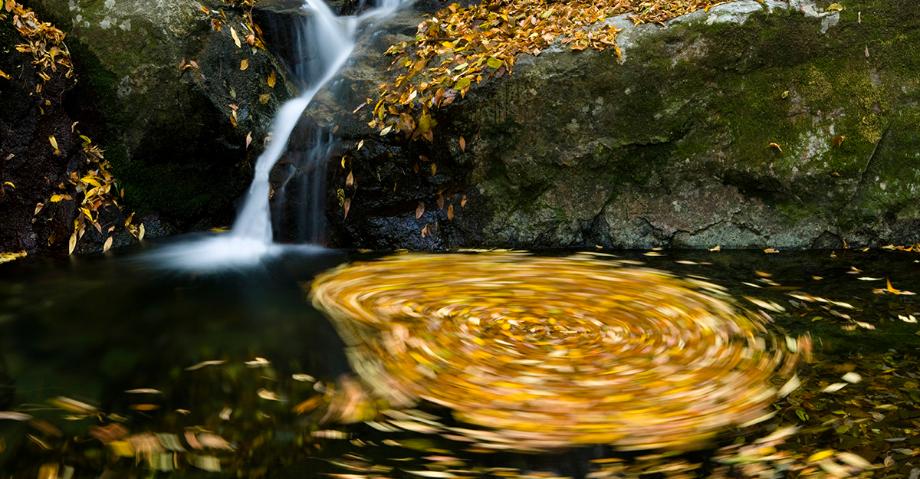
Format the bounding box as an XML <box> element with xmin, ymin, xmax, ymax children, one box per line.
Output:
<box><xmin>26</xmin><ymin>0</ymin><xmax>297</xmax><ymax>228</ymax></box>
<box><xmin>307</xmin><ymin>0</ymin><xmax>920</xmax><ymax>250</ymax></box>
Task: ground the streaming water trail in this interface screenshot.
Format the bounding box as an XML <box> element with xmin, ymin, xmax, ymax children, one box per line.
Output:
<box><xmin>147</xmin><ymin>0</ymin><xmax>404</xmax><ymax>271</ymax></box>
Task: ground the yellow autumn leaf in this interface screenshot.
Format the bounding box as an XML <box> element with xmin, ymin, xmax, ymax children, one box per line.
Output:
<box><xmin>80</xmin><ymin>176</ymin><xmax>102</xmax><ymax>187</ymax></box>
<box><xmin>49</xmin><ymin>193</ymin><xmax>70</xmax><ymax>202</ymax></box>
<box><xmin>48</xmin><ymin>135</ymin><xmax>60</xmax><ymax>155</ymax></box>
<box><xmin>240</xmin><ymin>58</ymin><xmax>249</xmax><ymax>70</ymax></box>
<box><xmin>230</xmin><ymin>27</ymin><xmax>242</xmax><ymax>48</ymax></box>
<box><xmin>68</xmin><ymin>231</ymin><xmax>77</xmax><ymax>255</ymax></box>
<box><xmin>102</xmin><ymin>236</ymin><xmax>113</xmax><ymax>253</ymax></box>
<box><xmin>807</xmin><ymin>450</ymin><xmax>836</xmax><ymax>463</ymax></box>
<box><xmin>826</xmin><ymin>3</ymin><xmax>844</xmax><ymax>11</ymax></box>
<box><xmin>0</xmin><ymin>69</ymin><xmax>11</xmax><ymax>80</ymax></box>
<box><xmin>0</xmin><ymin>251</ymin><xmax>27</xmax><ymax>264</ymax></box>
<box><xmin>266</xmin><ymin>70</ymin><xmax>277</xmax><ymax>88</ymax></box>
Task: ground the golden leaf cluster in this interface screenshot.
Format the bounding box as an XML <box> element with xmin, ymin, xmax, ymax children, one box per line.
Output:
<box><xmin>58</xmin><ymin>135</ymin><xmax>145</xmax><ymax>255</ymax></box>
<box><xmin>368</xmin><ymin>0</ymin><xmax>716</xmax><ymax>139</ymax></box>
<box><xmin>2</xmin><ymin>2</ymin><xmax>143</xmax><ymax>254</ymax></box>
<box><xmin>202</xmin><ymin>0</ymin><xmax>266</xmax><ymax>50</ymax></box>
<box><xmin>4</xmin><ymin>0</ymin><xmax>74</xmax><ymax>101</ymax></box>
<box><xmin>311</xmin><ymin>252</ymin><xmax>804</xmax><ymax>452</ymax></box>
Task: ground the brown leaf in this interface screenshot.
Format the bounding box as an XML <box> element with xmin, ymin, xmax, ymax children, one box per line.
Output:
<box><xmin>459</xmin><ymin>136</ymin><xmax>466</xmax><ymax>152</ymax></box>
<box><xmin>416</xmin><ymin>201</ymin><xmax>425</xmax><ymax>219</ymax></box>
<box><xmin>346</xmin><ymin>171</ymin><xmax>354</xmax><ymax>187</ymax></box>
<box><xmin>343</xmin><ymin>198</ymin><xmax>351</xmax><ymax>219</ymax></box>
<box><xmin>447</xmin><ymin>204</ymin><xmax>455</xmax><ymax>221</ymax></box>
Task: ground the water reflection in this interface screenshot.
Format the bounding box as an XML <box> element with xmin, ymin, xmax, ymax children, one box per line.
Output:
<box><xmin>0</xmin><ymin>248</ymin><xmax>917</xmax><ymax>477</ymax></box>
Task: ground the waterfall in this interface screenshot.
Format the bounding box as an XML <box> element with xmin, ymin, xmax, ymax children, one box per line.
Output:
<box><xmin>147</xmin><ymin>0</ymin><xmax>405</xmax><ymax>271</ymax></box>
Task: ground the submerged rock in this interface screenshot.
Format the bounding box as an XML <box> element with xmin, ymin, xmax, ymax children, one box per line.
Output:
<box><xmin>26</xmin><ymin>0</ymin><xmax>297</xmax><ymax>229</ymax></box>
<box><xmin>308</xmin><ymin>0</ymin><xmax>920</xmax><ymax>250</ymax></box>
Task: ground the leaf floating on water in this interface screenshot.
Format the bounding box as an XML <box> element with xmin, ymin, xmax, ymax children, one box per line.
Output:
<box><xmin>841</xmin><ymin>372</ymin><xmax>862</xmax><ymax>384</ymax></box>
<box><xmin>0</xmin><ymin>411</ymin><xmax>32</xmax><ymax>421</ymax></box>
<box><xmin>822</xmin><ymin>383</ymin><xmax>847</xmax><ymax>393</ymax></box>
<box><xmin>877</xmin><ymin>278</ymin><xmax>916</xmax><ymax>295</ymax></box>
<box><xmin>836</xmin><ymin>452</ymin><xmax>872</xmax><ymax>469</ymax></box>
<box><xmin>257</xmin><ymin>388</ymin><xmax>281</xmax><ymax>401</ymax></box>
<box><xmin>244</xmin><ymin>357</ymin><xmax>270</xmax><ymax>367</ymax></box>
<box><xmin>778</xmin><ymin>374</ymin><xmax>801</xmax><ymax>398</ymax></box>
<box><xmin>185</xmin><ymin>359</ymin><xmax>226</xmax><ymax>371</ymax></box>
<box><xmin>763</xmin><ymin>247</ymin><xmax>779</xmax><ymax>254</ymax></box>
<box><xmin>125</xmin><ymin>388</ymin><xmax>162</xmax><ymax>394</ymax></box>
<box><xmin>744</xmin><ymin>296</ymin><xmax>785</xmax><ymax>313</ymax></box>
<box><xmin>190</xmin><ymin>455</ymin><xmax>221</xmax><ymax>472</ymax></box>
<box><xmin>406</xmin><ymin>471</ymin><xmax>458</xmax><ymax>478</ymax></box>
<box><xmin>49</xmin><ymin>396</ymin><xmax>97</xmax><ymax>415</ymax></box>
<box><xmin>709</xmin><ymin>245</ymin><xmax>721</xmax><ymax>252</ymax></box>
<box><xmin>195</xmin><ymin>432</ymin><xmax>234</xmax><ymax>451</ymax></box>
<box><xmin>293</xmin><ymin>396</ymin><xmax>323</xmax><ymax>414</ymax></box>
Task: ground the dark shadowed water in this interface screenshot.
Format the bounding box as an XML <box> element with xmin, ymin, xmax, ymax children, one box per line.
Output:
<box><xmin>0</xmin><ymin>241</ymin><xmax>918</xmax><ymax>477</ymax></box>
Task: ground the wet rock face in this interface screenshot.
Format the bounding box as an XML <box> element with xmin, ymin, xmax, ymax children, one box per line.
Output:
<box><xmin>309</xmin><ymin>0</ymin><xmax>920</xmax><ymax>250</ymax></box>
<box><xmin>26</xmin><ymin>0</ymin><xmax>297</xmax><ymax>229</ymax></box>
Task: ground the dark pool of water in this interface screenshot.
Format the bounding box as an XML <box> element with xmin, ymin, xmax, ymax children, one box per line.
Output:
<box><xmin>0</xmin><ymin>242</ymin><xmax>918</xmax><ymax>477</ymax></box>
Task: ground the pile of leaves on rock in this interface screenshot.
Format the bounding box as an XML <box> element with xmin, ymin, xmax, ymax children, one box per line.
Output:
<box><xmin>368</xmin><ymin>0</ymin><xmax>715</xmax><ymax>139</ymax></box>
<box><xmin>0</xmin><ymin>0</ymin><xmax>142</xmax><ymax>262</ymax></box>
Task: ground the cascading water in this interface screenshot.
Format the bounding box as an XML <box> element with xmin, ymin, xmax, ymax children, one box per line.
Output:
<box><xmin>273</xmin><ymin>128</ymin><xmax>335</xmax><ymax>244</ymax></box>
<box><xmin>148</xmin><ymin>0</ymin><xmax>405</xmax><ymax>271</ymax></box>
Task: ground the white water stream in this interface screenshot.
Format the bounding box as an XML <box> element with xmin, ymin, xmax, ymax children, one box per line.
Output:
<box><xmin>149</xmin><ymin>0</ymin><xmax>404</xmax><ymax>271</ymax></box>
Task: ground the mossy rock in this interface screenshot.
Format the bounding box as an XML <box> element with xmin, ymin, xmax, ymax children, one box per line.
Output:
<box><xmin>27</xmin><ymin>0</ymin><xmax>297</xmax><ymax>228</ymax></box>
<box><xmin>309</xmin><ymin>0</ymin><xmax>920</xmax><ymax>249</ymax></box>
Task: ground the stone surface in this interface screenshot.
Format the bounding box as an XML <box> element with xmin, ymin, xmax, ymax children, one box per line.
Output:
<box><xmin>305</xmin><ymin>0</ymin><xmax>920</xmax><ymax>250</ymax></box>
<box><xmin>26</xmin><ymin>0</ymin><xmax>297</xmax><ymax>228</ymax></box>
